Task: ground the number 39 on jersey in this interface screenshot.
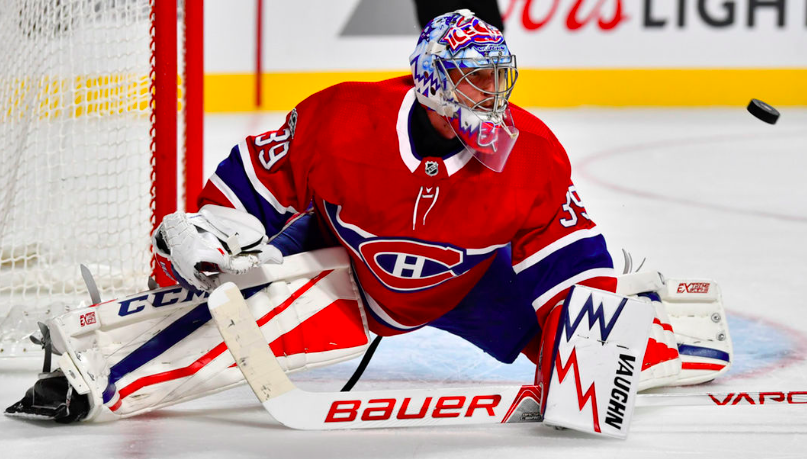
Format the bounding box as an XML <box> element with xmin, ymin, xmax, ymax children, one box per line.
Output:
<box><xmin>254</xmin><ymin>108</ymin><xmax>298</xmax><ymax>171</ymax></box>
<box><xmin>559</xmin><ymin>185</ymin><xmax>591</xmax><ymax>228</ymax></box>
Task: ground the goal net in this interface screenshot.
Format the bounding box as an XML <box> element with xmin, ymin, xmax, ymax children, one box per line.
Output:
<box><xmin>0</xmin><ymin>0</ymin><xmax>201</xmax><ymax>356</ymax></box>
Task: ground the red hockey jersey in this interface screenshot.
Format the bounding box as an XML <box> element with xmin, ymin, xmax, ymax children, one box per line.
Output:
<box><xmin>199</xmin><ymin>76</ymin><xmax>615</xmax><ymax>333</ymax></box>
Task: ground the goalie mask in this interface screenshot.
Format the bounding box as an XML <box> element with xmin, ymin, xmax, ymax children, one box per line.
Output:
<box><xmin>410</xmin><ymin>9</ymin><xmax>519</xmax><ymax>172</ymax></box>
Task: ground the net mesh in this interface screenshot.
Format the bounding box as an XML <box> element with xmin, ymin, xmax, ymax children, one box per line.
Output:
<box><xmin>0</xmin><ymin>0</ymin><xmax>157</xmax><ymax>355</ymax></box>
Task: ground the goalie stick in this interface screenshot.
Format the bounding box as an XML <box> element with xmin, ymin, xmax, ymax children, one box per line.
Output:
<box><xmin>207</xmin><ymin>282</ymin><xmax>807</xmax><ymax>431</ymax></box>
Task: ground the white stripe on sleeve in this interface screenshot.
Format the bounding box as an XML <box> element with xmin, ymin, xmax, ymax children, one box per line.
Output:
<box><xmin>208</xmin><ymin>173</ymin><xmax>247</xmax><ymax>212</ymax></box>
<box><xmin>513</xmin><ymin>227</ymin><xmax>602</xmax><ymax>274</ymax></box>
<box><xmin>530</xmin><ymin>267</ymin><xmax>616</xmax><ymax>312</ymax></box>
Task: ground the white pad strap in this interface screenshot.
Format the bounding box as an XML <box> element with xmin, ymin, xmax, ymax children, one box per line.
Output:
<box><xmin>58</xmin><ymin>353</ymin><xmax>91</xmax><ymax>396</ymax></box>
<box><xmin>616</xmin><ymin>271</ymin><xmax>665</xmax><ymax>297</ymax></box>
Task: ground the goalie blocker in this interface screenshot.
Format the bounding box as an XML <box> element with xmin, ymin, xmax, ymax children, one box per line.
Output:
<box><xmin>535</xmin><ymin>272</ymin><xmax>733</xmax><ymax>438</ymax></box>
<box><xmin>537</xmin><ymin>286</ymin><xmax>654</xmax><ymax>439</ymax></box>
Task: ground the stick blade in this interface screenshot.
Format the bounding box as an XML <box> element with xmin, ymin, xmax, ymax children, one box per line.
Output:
<box><xmin>208</xmin><ymin>282</ymin><xmax>296</xmax><ymax>403</ymax></box>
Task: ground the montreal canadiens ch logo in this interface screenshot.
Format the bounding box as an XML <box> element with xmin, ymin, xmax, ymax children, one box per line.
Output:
<box><xmin>358</xmin><ymin>239</ymin><xmax>464</xmax><ymax>291</ymax></box>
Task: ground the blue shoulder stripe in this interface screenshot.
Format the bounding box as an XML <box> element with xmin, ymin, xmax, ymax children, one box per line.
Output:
<box><xmin>516</xmin><ymin>233</ymin><xmax>613</xmax><ymax>305</ymax></box>
<box><xmin>214</xmin><ymin>144</ymin><xmax>294</xmax><ymax>235</ymax></box>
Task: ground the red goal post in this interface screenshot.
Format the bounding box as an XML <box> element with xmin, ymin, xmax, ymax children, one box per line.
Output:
<box><xmin>152</xmin><ymin>0</ymin><xmax>205</xmax><ymax>285</ymax></box>
<box><xmin>0</xmin><ymin>0</ymin><xmax>204</xmax><ymax>356</ymax></box>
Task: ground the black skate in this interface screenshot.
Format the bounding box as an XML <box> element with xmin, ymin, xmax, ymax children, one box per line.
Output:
<box><xmin>5</xmin><ymin>322</ymin><xmax>89</xmax><ymax>424</ymax></box>
<box><xmin>5</xmin><ymin>370</ymin><xmax>90</xmax><ymax>424</ymax></box>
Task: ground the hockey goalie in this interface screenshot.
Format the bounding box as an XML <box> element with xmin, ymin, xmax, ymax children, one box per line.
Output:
<box><xmin>6</xmin><ymin>10</ymin><xmax>732</xmax><ymax>437</ymax></box>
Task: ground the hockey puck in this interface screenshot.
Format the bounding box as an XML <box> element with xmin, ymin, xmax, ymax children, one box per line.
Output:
<box><xmin>747</xmin><ymin>99</ymin><xmax>779</xmax><ymax>125</ymax></box>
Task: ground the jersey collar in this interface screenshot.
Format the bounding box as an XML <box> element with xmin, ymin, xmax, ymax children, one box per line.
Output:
<box><xmin>396</xmin><ymin>88</ymin><xmax>473</xmax><ymax>176</ymax></box>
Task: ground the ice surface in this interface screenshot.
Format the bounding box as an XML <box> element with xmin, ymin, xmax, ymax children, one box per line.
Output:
<box><xmin>2</xmin><ymin>108</ymin><xmax>806</xmax><ymax>458</ymax></box>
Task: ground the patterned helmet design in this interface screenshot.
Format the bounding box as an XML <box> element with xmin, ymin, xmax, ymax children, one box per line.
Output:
<box><xmin>410</xmin><ymin>9</ymin><xmax>519</xmax><ymax>172</ymax></box>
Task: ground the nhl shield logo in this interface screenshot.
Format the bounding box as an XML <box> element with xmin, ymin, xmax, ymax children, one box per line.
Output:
<box><xmin>424</xmin><ymin>160</ymin><xmax>439</xmax><ymax>177</ymax></box>
<box><xmin>287</xmin><ymin>108</ymin><xmax>298</xmax><ymax>139</ymax></box>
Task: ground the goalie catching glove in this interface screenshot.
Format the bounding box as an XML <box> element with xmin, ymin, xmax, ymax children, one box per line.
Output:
<box><xmin>153</xmin><ymin>205</ymin><xmax>283</xmax><ymax>291</ymax></box>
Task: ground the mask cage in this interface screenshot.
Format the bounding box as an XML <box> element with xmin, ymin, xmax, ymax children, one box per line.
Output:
<box><xmin>437</xmin><ymin>54</ymin><xmax>518</xmax><ymax>122</ymax></box>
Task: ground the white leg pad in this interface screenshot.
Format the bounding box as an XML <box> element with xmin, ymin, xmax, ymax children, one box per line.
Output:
<box><xmin>46</xmin><ymin>248</ymin><xmax>370</xmax><ymax>421</ymax></box>
<box><xmin>660</xmin><ymin>278</ymin><xmax>733</xmax><ymax>385</ymax></box>
<box><xmin>618</xmin><ymin>272</ymin><xmax>733</xmax><ymax>387</ymax></box>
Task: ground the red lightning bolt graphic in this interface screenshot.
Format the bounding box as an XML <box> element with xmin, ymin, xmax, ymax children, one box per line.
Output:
<box><xmin>555</xmin><ymin>347</ymin><xmax>601</xmax><ymax>433</ymax></box>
